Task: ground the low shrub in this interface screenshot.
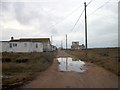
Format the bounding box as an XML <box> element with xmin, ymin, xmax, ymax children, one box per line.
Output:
<box><xmin>15</xmin><ymin>59</ymin><xmax>28</xmax><ymax>63</ymax></box>
<box><xmin>2</xmin><ymin>52</ymin><xmax>55</xmax><ymax>88</ymax></box>
<box><xmin>2</xmin><ymin>58</ymin><xmax>11</xmax><ymax>63</ymax></box>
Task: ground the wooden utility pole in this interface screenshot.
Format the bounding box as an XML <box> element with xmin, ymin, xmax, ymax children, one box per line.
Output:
<box><xmin>66</xmin><ymin>34</ymin><xmax>67</xmax><ymax>50</ymax></box>
<box><xmin>84</xmin><ymin>2</ymin><xmax>87</xmax><ymax>50</ymax></box>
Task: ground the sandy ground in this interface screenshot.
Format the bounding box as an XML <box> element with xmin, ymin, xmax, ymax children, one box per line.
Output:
<box><xmin>23</xmin><ymin>50</ymin><xmax>118</xmax><ymax>88</ymax></box>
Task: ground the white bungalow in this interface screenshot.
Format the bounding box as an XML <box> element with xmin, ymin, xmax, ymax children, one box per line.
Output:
<box><xmin>0</xmin><ymin>37</ymin><xmax>52</xmax><ymax>52</ymax></box>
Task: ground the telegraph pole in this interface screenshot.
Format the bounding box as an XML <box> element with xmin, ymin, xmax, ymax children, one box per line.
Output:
<box><xmin>84</xmin><ymin>2</ymin><xmax>87</xmax><ymax>50</ymax></box>
<box><xmin>66</xmin><ymin>34</ymin><xmax>67</xmax><ymax>50</ymax></box>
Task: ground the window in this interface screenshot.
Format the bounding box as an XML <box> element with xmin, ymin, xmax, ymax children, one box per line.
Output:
<box><xmin>24</xmin><ymin>43</ymin><xmax>27</xmax><ymax>47</ymax></box>
<box><xmin>36</xmin><ymin>44</ymin><xmax>38</xmax><ymax>48</ymax></box>
<box><xmin>10</xmin><ymin>43</ymin><xmax>12</xmax><ymax>48</ymax></box>
<box><xmin>13</xmin><ymin>43</ymin><xmax>17</xmax><ymax>47</ymax></box>
<box><xmin>14</xmin><ymin>43</ymin><xmax>17</xmax><ymax>47</ymax></box>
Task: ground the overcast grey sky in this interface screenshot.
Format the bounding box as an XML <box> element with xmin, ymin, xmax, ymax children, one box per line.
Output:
<box><xmin>0</xmin><ymin>0</ymin><xmax>119</xmax><ymax>48</ymax></box>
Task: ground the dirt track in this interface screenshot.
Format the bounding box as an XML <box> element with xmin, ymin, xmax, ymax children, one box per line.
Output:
<box><xmin>23</xmin><ymin>50</ymin><xmax>118</xmax><ymax>88</ymax></box>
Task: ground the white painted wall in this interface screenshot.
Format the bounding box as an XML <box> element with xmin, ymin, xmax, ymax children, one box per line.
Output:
<box><xmin>31</xmin><ymin>42</ymin><xmax>43</xmax><ymax>52</ymax></box>
<box><xmin>1</xmin><ymin>41</ymin><xmax>43</xmax><ymax>52</ymax></box>
<box><xmin>43</xmin><ymin>42</ymin><xmax>51</xmax><ymax>51</ymax></box>
<box><xmin>0</xmin><ymin>42</ymin><xmax>2</xmax><ymax>52</ymax></box>
<box><xmin>47</xmin><ymin>43</ymin><xmax>52</xmax><ymax>51</ymax></box>
<box><xmin>9</xmin><ymin>42</ymin><xmax>31</xmax><ymax>52</ymax></box>
<box><xmin>1</xmin><ymin>42</ymin><xmax>9</xmax><ymax>52</ymax></box>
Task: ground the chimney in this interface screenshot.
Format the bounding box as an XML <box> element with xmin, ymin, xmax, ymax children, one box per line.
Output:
<box><xmin>11</xmin><ymin>37</ymin><xmax>14</xmax><ymax>40</ymax></box>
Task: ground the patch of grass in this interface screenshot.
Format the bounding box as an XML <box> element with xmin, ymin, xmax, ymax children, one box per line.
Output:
<box><xmin>66</xmin><ymin>48</ymin><xmax>119</xmax><ymax>76</ymax></box>
<box><xmin>2</xmin><ymin>58</ymin><xmax>11</xmax><ymax>63</ymax></box>
<box><xmin>2</xmin><ymin>52</ymin><xmax>55</xmax><ymax>88</ymax></box>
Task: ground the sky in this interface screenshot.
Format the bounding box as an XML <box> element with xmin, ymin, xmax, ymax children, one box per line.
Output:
<box><xmin>0</xmin><ymin>0</ymin><xmax>119</xmax><ymax>48</ymax></box>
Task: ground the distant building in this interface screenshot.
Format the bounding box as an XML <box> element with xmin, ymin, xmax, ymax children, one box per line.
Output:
<box><xmin>71</xmin><ymin>42</ymin><xmax>80</xmax><ymax>49</ymax></box>
<box><xmin>80</xmin><ymin>44</ymin><xmax>85</xmax><ymax>50</ymax></box>
<box><xmin>71</xmin><ymin>42</ymin><xmax>85</xmax><ymax>50</ymax></box>
<box><xmin>0</xmin><ymin>37</ymin><xmax>52</xmax><ymax>52</ymax></box>
<box><xmin>51</xmin><ymin>45</ymin><xmax>57</xmax><ymax>51</ymax></box>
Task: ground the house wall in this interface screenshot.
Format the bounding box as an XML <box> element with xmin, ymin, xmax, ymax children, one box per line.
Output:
<box><xmin>31</xmin><ymin>42</ymin><xmax>43</xmax><ymax>52</ymax></box>
<box><xmin>9</xmin><ymin>42</ymin><xmax>31</xmax><ymax>52</ymax></box>
<box><xmin>52</xmin><ymin>46</ymin><xmax>57</xmax><ymax>51</ymax></box>
<box><xmin>47</xmin><ymin>43</ymin><xmax>52</xmax><ymax>51</ymax></box>
<box><xmin>2</xmin><ymin>42</ymin><xmax>43</xmax><ymax>52</ymax></box>
<box><xmin>71</xmin><ymin>42</ymin><xmax>85</xmax><ymax>50</ymax></box>
<box><xmin>80</xmin><ymin>45</ymin><xmax>85</xmax><ymax>49</ymax></box>
<box><xmin>71</xmin><ymin>45</ymin><xmax>80</xmax><ymax>50</ymax></box>
<box><xmin>43</xmin><ymin>42</ymin><xmax>51</xmax><ymax>52</ymax></box>
<box><xmin>0</xmin><ymin>42</ymin><xmax>1</xmax><ymax>52</ymax></box>
<box><xmin>72</xmin><ymin>42</ymin><xmax>79</xmax><ymax>45</ymax></box>
<box><xmin>1</xmin><ymin>42</ymin><xmax>9</xmax><ymax>52</ymax></box>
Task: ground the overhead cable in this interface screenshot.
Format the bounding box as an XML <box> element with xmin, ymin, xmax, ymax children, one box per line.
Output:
<box><xmin>70</xmin><ymin>9</ymin><xmax>85</xmax><ymax>33</ymax></box>
<box><xmin>88</xmin><ymin>0</ymin><xmax>111</xmax><ymax>16</ymax></box>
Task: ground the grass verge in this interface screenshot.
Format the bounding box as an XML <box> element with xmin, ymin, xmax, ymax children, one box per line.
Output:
<box><xmin>2</xmin><ymin>52</ymin><xmax>55</xmax><ymax>89</ymax></box>
<box><xmin>65</xmin><ymin>48</ymin><xmax>119</xmax><ymax>76</ymax></box>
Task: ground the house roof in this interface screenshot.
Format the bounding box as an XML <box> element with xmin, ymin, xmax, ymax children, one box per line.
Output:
<box><xmin>10</xmin><ymin>38</ymin><xmax>50</xmax><ymax>42</ymax></box>
<box><xmin>10</xmin><ymin>39</ymin><xmax>19</xmax><ymax>42</ymax></box>
<box><xmin>0</xmin><ymin>41</ymin><xmax>9</xmax><ymax>42</ymax></box>
<box><xmin>20</xmin><ymin>38</ymin><xmax>49</xmax><ymax>41</ymax></box>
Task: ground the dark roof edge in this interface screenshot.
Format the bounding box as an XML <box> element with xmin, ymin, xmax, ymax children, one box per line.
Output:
<box><xmin>0</xmin><ymin>41</ymin><xmax>9</xmax><ymax>42</ymax></box>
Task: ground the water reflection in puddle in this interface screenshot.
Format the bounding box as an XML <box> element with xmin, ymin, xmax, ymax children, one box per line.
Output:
<box><xmin>57</xmin><ymin>57</ymin><xmax>86</xmax><ymax>72</ymax></box>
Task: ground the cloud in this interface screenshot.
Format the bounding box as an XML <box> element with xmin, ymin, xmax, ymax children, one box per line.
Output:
<box><xmin>0</xmin><ymin>0</ymin><xmax>119</xmax><ymax>48</ymax></box>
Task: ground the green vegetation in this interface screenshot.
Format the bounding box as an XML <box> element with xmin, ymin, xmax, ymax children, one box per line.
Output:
<box><xmin>2</xmin><ymin>52</ymin><xmax>55</xmax><ymax>88</ymax></box>
<box><xmin>66</xmin><ymin>48</ymin><xmax>119</xmax><ymax>76</ymax></box>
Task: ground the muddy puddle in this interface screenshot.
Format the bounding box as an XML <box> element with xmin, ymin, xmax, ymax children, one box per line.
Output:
<box><xmin>57</xmin><ymin>57</ymin><xmax>86</xmax><ymax>72</ymax></box>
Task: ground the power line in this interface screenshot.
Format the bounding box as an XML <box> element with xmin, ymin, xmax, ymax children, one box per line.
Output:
<box><xmin>61</xmin><ymin>2</ymin><xmax>89</xmax><ymax>48</ymax></box>
<box><xmin>71</xmin><ymin>0</ymin><xmax>111</xmax><ymax>33</ymax></box>
<box><xmin>46</xmin><ymin>1</ymin><xmax>93</xmax><ymax>36</ymax></box>
<box><xmin>58</xmin><ymin>5</ymin><xmax>83</xmax><ymax>24</ymax></box>
<box><xmin>70</xmin><ymin>9</ymin><xmax>85</xmax><ymax>33</ymax></box>
<box><xmin>68</xmin><ymin>0</ymin><xmax>94</xmax><ymax>34</ymax></box>
<box><xmin>74</xmin><ymin>19</ymin><xmax>85</xmax><ymax>33</ymax></box>
<box><xmin>46</xmin><ymin>4</ymin><xmax>83</xmax><ymax>30</ymax></box>
<box><xmin>88</xmin><ymin>0</ymin><xmax>111</xmax><ymax>16</ymax></box>
<box><xmin>87</xmin><ymin>0</ymin><xmax>94</xmax><ymax>6</ymax></box>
